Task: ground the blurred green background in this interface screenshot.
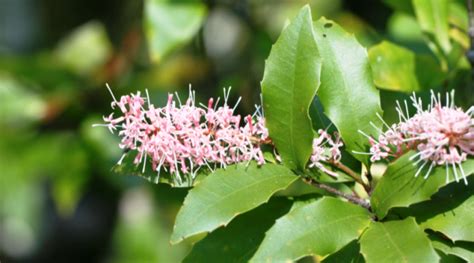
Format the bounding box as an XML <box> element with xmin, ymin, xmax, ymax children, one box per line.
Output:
<box><xmin>0</xmin><ymin>0</ymin><xmax>471</xmax><ymax>262</ymax></box>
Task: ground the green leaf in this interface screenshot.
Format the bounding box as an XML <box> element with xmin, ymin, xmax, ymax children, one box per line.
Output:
<box><xmin>261</xmin><ymin>5</ymin><xmax>321</xmax><ymax>171</ymax></box>
<box><xmin>422</xmin><ymin>195</ymin><xmax>474</xmax><ymax>242</ymax></box>
<box><xmin>312</xmin><ymin>18</ymin><xmax>383</xmax><ymax>165</ymax></box>
<box><xmin>144</xmin><ymin>0</ymin><xmax>206</xmax><ymax>63</ymax></box>
<box><xmin>429</xmin><ymin>233</ymin><xmax>474</xmax><ymax>262</ymax></box>
<box><xmin>412</xmin><ymin>0</ymin><xmax>451</xmax><ymax>60</ymax></box>
<box><xmin>448</xmin><ymin>2</ymin><xmax>469</xmax><ymax>49</ymax></box>
<box><xmin>183</xmin><ymin>198</ymin><xmax>292</xmax><ymax>263</ymax></box>
<box><xmin>250</xmin><ymin>197</ymin><xmax>371</xmax><ymax>262</ymax></box>
<box><xmin>360</xmin><ymin>218</ymin><xmax>439</xmax><ymax>263</ymax></box>
<box><xmin>55</xmin><ymin>21</ymin><xmax>112</xmax><ymax>75</ymax></box>
<box><xmin>390</xmin><ymin>176</ymin><xmax>473</xmax><ymax>241</ymax></box>
<box><xmin>368</xmin><ymin>41</ymin><xmax>444</xmax><ymax>92</ymax></box>
<box><xmin>371</xmin><ymin>152</ymin><xmax>474</xmax><ymax>218</ymax></box>
<box><xmin>321</xmin><ymin>240</ymin><xmax>365</xmax><ymax>263</ymax></box>
<box><xmin>0</xmin><ymin>74</ymin><xmax>46</xmax><ymax>128</ymax></box>
<box><xmin>170</xmin><ymin>163</ymin><xmax>297</xmax><ymax>244</ymax></box>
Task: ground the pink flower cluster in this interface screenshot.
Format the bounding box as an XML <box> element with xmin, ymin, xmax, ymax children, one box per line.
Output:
<box><xmin>96</xmin><ymin>85</ymin><xmax>346</xmax><ymax>182</ymax></box>
<box><xmin>358</xmin><ymin>91</ymin><xmax>473</xmax><ymax>184</ymax></box>
<box><xmin>96</xmin><ymin>86</ymin><xmax>269</xmax><ymax>183</ymax></box>
<box><xmin>309</xmin><ymin>129</ymin><xmax>343</xmax><ymax>177</ymax></box>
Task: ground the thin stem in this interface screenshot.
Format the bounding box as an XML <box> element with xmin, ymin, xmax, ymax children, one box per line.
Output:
<box><xmin>303</xmin><ymin>177</ymin><xmax>371</xmax><ymax>210</ymax></box>
<box><xmin>331</xmin><ymin>161</ymin><xmax>371</xmax><ymax>193</ymax></box>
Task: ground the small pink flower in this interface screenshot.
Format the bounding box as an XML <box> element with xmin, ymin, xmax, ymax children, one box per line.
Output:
<box><xmin>308</xmin><ymin>129</ymin><xmax>343</xmax><ymax>177</ymax></box>
<box><xmin>357</xmin><ymin>90</ymin><xmax>473</xmax><ymax>185</ymax></box>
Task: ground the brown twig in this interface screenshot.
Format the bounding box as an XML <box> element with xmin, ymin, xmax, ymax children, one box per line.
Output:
<box><xmin>303</xmin><ymin>177</ymin><xmax>371</xmax><ymax>210</ymax></box>
<box><xmin>331</xmin><ymin>161</ymin><xmax>371</xmax><ymax>193</ymax></box>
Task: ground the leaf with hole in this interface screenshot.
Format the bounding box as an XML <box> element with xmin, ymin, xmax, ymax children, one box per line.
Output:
<box><xmin>312</xmin><ymin>17</ymin><xmax>383</xmax><ymax>165</ymax></box>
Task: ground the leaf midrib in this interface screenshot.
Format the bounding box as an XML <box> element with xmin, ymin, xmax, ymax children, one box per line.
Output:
<box><xmin>379</xmin><ymin>223</ymin><xmax>408</xmax><ymax>263</ymax></box>
<box><xmin>288</xmin><ymin>18</ymin><xmax>310</xmax><ymax>169</ymax></box>
<box><xmin>319</xmin><ymin>29</ymin><xmax>363</xmax><ymax>149</ymax></box>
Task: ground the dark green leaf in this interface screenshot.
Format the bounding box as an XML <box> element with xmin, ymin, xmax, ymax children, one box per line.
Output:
<box><xmin>429</xmin><ymin>233</ymin><xmax>474</xmax><ymax>262</ymax></box>
<box><xmin>371</xmin><ymin>152</ymin><xmax>474</xmax><ymax>218</ymax></box>
<box><xmin>360</xmin><ymin>218</ymin><xmax>439</xmax><ymax>263</ymax></box>
<box><xmin>183</xmin><ymin>198</ymin><xmax>292</xmax><ymax>263</ymax></box>
<box><xmin>422</xmin><ymin>195</ymin><xmax>474</xmax><ymax>242</ymax></box>
<box><xmin>383</xmin><ymin>0</ymin><xmax>414</xmax><ymax>14</ymax></box>
<box><xmin>144</xmin><ymin>0</ymin><xmax>206</xmax><ymax>62</ymax></box>
<box><xmin>321</xmin><ymin>240</ymin><xmax>365</xmax><ymax>263</ymax></box>
<box><xmin>390</xmin><ymin>175</ymin><xmax>473</xmax><ymax>243</ymax></box>
<box><xmin>250</xmin><ymin>197</ymin><xmax>371</xmax><ymax>262</ymax></box>
<box><xmin>170</xmin><ymin>163</ymin><xmax>297</xmax><ymax>244</ymax></box>
<box><xmin>312</xmin><ymin>18</ymin><xmax>383</xmax><ymax>165</ymax></box>
<box><xmin>261</xmin><ymin>5</ymin><xmax>321</xmax><ymax>171</ymax></box>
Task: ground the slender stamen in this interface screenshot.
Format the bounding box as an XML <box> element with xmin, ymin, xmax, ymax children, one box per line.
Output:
<box><xmin>358</xmin><ymin>129</ymin><xmax>376</xmax><ymax>141</ymax></box>
<box><xmin>445</xmin><ymin>162</ymin><xmax>450</xmax><ymax>184</ymax></box>
<box><xmin>452</xmin><ymin>163</ymin><xmax>459</xmax><ymax>182</ymax></box>
<box><xmin>423</xmin><ymin>162</ymin><xmax>435</xmax><ymax>179</ymax></box>
<box><xmin>458</xmin><ymin>163</ymin><xmax>468</xmax><ymax>185</ymax></box>
<box><xmin>106</xmin><ymin>83</ymin><xmax>118</xmax><ymax>103</ymax></box>
<box><xmin>415</xmin><ymin>160</ymin><xmax>428</xmax><ymax>177</ymax></box>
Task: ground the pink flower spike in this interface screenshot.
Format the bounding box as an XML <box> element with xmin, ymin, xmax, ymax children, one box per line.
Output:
<box><xmin>358</xmin><ymin>90</ymin><xmax>473</xmax><ymax>184</ymax></box>
<box><xmin>95</xmin><ymin>85</ymin><xmax>271</xmax><ymax>183</ymax></box>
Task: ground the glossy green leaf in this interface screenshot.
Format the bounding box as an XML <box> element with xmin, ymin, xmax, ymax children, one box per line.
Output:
<box><xmin>371</xmin><ymin>152</ymin><xmax>474</xmax><ymax>218</ymax></box>
<box><xmin>312</xmin><ymin>18</ymin><xmax>383</xmax><ymax>165</ymax></box>
<box><xmin>368</xmin><ymin>41</ymin><xmax>443</xmax><ymax>92</ymax></box>
<box><xmin>390</xmin><ymin>176</ymin><xmax>473</xmax><ymax>241</ymax></box>
<box><xmin>183</xmin><ymin>198</ymin><xmax>292</xmax><ymax>263</ymax></box>
<box><xmin>321</xmin><ymin>240</ymin><xmax>365</xmax><ymax>263</ymax></box>
<box><xmin>144</xmin><ymin>0</ymin><xmax>206</xmax><ymax>62</ymax></box>
<box><xmin>360</xmin><ymin>218</ymin><xmax>439</xmax><ymax>263</ymax></box>
<box><xmin>170</xmin><ymin>163</ymin><xmax>297</xmax><ymax>244</ymax></box>
<box><xmin>422</xmin><ymin>195</ymin><xmax>474</xmax><ymax>242</ymax></box>
<box><xmin>430</xmin><ymin>233</ymin><xmax>474</xmax><ymax>262</ymax></box>
<box><xmin>250</xmin><ymin>197</ymin><xmax>371</xmax><ymax>262</ymax></box>
<box><xmin>412</xmin><ymin>0</ymin><xmax>451</xmax><ymax>57</ymax></box>
<box><xmin>261</xmin><ymin>5</ymin><xmax>321</xmax><ymax>171</ymax></box>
